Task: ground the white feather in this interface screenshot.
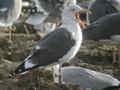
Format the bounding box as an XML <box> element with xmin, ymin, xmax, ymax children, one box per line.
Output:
<box><xmin>0</xmin><ymin>8</ymin><xmax>7</xmax><ymax>12</ymax></box>
<box><xmin>35</xmin><ymin>45</ymin><xmax>41</xmax><ymax>50</ymax></box>
<box><xmin>24</xmin><ymin>60</ymin><xmax>36</xmax><ymax>69</ymax></box>
<box><xmin>59</xmin><ymin>5</ymin><xmax>83</xmax><ymax>63</ymax></box>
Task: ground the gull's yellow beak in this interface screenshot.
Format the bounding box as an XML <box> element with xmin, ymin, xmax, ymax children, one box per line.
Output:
<box><xmin>79</xmin><ymin>9</ymin><xmax>92</xmax><ymax>14</ymax></box>
<box><xmin>74</xmin><ymin>9</ymin><xmax>92</xmax><ymax>28</ymax></box>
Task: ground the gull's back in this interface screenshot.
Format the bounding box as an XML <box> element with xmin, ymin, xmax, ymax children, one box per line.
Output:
<box><xmin>62</xmin><ymin>66</ymin><xmax>120</xmax><ymax>90</ymax></box>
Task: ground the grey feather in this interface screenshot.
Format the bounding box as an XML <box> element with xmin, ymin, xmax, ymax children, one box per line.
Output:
<box><xmin>83</xmin><ymin>12</ymin><xmax>120</xmax><ymax>40</ymax></box>
<box><xmin>61</xmin><ymin>66</ymin><xmax>120</xmax><ymax>90</ymax></box>
<box><xmin>13</xmin><ymin>28</ymin><xmax>75</xmax><ymax>75</ymax></box>
<box><xmin>88</xmin><ymin>0</ymin><xmax>117</xmax><ymax>23</ymax></box>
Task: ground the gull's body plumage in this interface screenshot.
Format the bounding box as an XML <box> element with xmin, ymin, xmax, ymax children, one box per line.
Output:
<box><xmin>11</xmin><ymin>4</ymin><xmax>83</xmax><ymax>77</ymax></box>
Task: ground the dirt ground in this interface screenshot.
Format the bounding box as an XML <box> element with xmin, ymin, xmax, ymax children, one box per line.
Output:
<box><xmin>0</xmin><ymin>23</ymin><xmax>119</xmax><ymax>90</ymax></box>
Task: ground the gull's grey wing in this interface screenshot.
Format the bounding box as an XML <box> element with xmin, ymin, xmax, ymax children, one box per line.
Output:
<box><xmin>62</xmin><ymin>66</ymin><xmax>120</xmax><ymax>90</ymax></box>
<box><xmin>62</xmin><ymin>66</ymin><xmax>99</xmax><ymax>89</ymax></box>
<box><xmin>83</xmin><ymin>12</ymin><xmax>120</xmax><ymax>40</ymax></box>
<box><xmin>13</xmin><ymin>28</ymin><xmax>75</xmax><ymax>75</ymax></box>
<box><xmin>88</xmin><ymin>0</ymin><xmax>117</xmax><ymax>23</ymax></box>
<box><xmin>30</xmin><ymin>28</ymin><xmax>75</xmax><ymax>65</ymax></box>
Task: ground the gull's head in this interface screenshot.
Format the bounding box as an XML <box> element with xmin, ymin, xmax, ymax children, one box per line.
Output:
<box><xmin>62</xmin><ymin>5</ymin><xmax>91</xmax><ymax>27</ymax></box>
<box><xmin>62</xmin><ymin>5</ymin><xmax>82</xmax><ymax>17</ymax></box>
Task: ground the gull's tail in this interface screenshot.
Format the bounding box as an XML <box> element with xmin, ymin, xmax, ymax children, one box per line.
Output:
<box><xmin>9</xmin><ymin>59</ymin><xmax>38</xmax><ymax>78</ymax></box>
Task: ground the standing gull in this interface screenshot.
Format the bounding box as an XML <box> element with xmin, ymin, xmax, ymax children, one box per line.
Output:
<box><xmin>10</xmin><ymin>5</ymin><xmax>90</xmax><ymax>82</ymax></box>
<box><xmin>53</xmin><ymin>66</ymin><xmax>120</xmax><ymax>90</ymax></box>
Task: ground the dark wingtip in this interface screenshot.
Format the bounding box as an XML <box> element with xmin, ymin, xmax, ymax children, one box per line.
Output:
<box><xmin>103</xmin><ymin>84</ymin><xmax>120</xmax><ymax>90</ymax></box>
<box><xmin>118</xmin><ymin>84</ymin><xmax>120</xmax><ymax>88</ymax></box>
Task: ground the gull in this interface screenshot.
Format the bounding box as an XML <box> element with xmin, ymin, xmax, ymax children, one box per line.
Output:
<box><xmin>10</xmin><ymin>4</ymin><xmax>90</xmax><ymax>83</ymax></box>
<box><xmin>53</xmin><ymin>65</ymin><xmax>120</xmax><ymax>90</ymax></box>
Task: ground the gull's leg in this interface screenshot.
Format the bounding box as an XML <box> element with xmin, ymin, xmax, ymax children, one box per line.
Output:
<box><xmin>51</xmin><ymin>64</ymin><xmax>59</xmax><ymax>83</ymax></box>
<box><xmin>58</xmin><ymin>63</ymin><xmax>63</xmax><ymax>83</ymax></box>
<box><xmin>8</xmin><ymin>25</ymin><xmax>16</xmax><ymax>43</ymax></box>
<box><xmin>113</xmin><ymin>51</ymin><xmax>117</xmax><ymax>64</ymax></box>
<box><xmin>118</xmin><ymin>51</ymin><xmax>120</xmax><ymax>66</ymax></box>
<box><xmin>51</xmin><ymin>64</ymin><xmax>63</xmax><ymax>83</ymax></box>
<box><xmin>51</xmin><ymin>65</ymin><xmax>56</xmax><ymax>82</ymax></box>
<box><xmin>8</xmin><ymin>29</ymin><xmax>12</xmax><ymax>43</ymax></box>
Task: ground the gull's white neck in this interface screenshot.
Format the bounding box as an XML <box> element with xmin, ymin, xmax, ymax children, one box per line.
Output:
<box><xmin>58</xmin><ymin>10</ymin><xmax>83</xmax><ymax>64</ymax></box>
<box><xmin>61</xmin><ymin>14</ymin><xmax>82</xmax><ymax>42</ymax></box>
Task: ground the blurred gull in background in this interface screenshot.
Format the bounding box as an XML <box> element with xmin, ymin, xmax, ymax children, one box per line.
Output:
<box><xmin>25</xmin><ymin>0</ymin><xmax>78</xmax><ymax>37</ymax></box>
<box><xmin>87</xmin><ymin>0</ymin><xmax>120</xmax><ymax>25</ymax></box>
<box><xmin>0</xmin><ymin>0</ymin><xmax>22</xmax><ymax>27</ymax></box>
<box><xmin>83</xmin><ymin>12</ymin><xmax>120</xmax><ymax>41</ymax></box>
<box><xmin>53</xmin><ymin>65</ymin><xmax>120</xmax><ymax>90</ymax></box>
